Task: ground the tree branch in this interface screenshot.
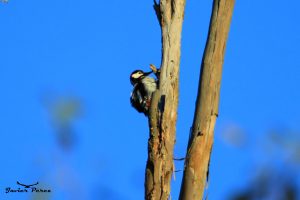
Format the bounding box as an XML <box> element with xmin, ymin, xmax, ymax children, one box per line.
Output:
<box><xmin>179</xmin><ymin>0</ymin><xmax>235</xmax><ymax>199</ymax></box>
<box><xmin>153</xmin><ymin>0</ymin><xmax>162</xmax><ymax>26</ymax></box>
<box><xmin>145</xmin><ymin>0</ymin><xmax>186</xmax><ymax>199</ymax></box>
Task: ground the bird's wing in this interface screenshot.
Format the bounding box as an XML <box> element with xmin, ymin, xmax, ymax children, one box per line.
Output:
<box><xmin>130</xmin><ymin>84</ymin><xmax>144</xmax><ymax>113</ymax></box>
<box><xmin>17</xmin><ymin>182</ymin><xmax>27</xmax><ymax>187</ymax></box>
<box><xmin>27</xmin><ymin>182</ymin><xmax>39</xmax><ymax>187</ymax></box>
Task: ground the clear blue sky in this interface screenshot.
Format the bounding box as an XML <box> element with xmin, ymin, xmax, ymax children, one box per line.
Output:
<box><xmin>1</xmin><ymin>0</ymin><xmax>300</xmax><ymax>199</ymax></box>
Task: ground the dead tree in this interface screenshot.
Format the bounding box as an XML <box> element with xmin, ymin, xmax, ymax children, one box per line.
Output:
<box><xmin>145</xmin><ymin>0</ymin><xmax>186</xmax><ymax>199</ymax></box>
<box><xmin>144</xmin><ymin>0</ymin><xmax>234</xmax><ymax>199</ymax></box>
<box><xmin>179</xmin><ymin>0</ymin><xmax>235</xmax><ymax>199</ymax></box>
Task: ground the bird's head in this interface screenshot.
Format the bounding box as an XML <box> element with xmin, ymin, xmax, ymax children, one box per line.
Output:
<box><xmin>130</xmin><ymin>70</ymin><xmax>152</xmax><ymax>85</ymax></box>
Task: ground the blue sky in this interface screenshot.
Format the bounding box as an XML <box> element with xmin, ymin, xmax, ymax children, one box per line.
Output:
<box><xmin>0</xmin><ymin>0</ymin><xmax>300</xmax><ymax>199</ymax></box>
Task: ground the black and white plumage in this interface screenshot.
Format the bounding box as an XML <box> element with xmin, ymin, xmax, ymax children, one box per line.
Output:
<box><xmin>130</xmin><ymin>70</ymin><xmax>157</xmax><ymax>115</ymax></box>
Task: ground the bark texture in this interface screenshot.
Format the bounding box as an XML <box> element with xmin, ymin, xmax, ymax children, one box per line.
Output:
<box><xmin>179</xmin><ymin>0</ymin><xmax>235</xmax><ymax>199</ymax></box>
<box><xmin>145</xmin><ymin>0</ymin><xmax>186</xmax><ymax>199</ymax></box>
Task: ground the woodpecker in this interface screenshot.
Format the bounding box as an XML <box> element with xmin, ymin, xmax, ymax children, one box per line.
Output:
<box><xmin>130</xmin><ymin>69</ymin><xmax>157</xmax><ymax>115</ymax></box>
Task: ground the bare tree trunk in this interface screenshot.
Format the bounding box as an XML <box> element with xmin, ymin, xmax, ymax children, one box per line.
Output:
<box><xmin>145</xmin><ymin>0</ymin><xmax>186</xmax><ymax>199</ymax></box>
<box><xmin>179</xmin><ymin>0</ymin><xmax>235</xmax><ymax>199</ymax></box>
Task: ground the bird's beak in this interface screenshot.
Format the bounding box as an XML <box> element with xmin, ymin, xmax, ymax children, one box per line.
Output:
<box><xmin>144</xmin><ymin>71</ymin><xmax>153</xmax><ymax>76</ymax></box>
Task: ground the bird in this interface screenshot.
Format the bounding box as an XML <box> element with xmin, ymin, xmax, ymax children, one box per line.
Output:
<box><xmin>130</xmin><ymin>69</ymin><xmax>157</xmax><ymax>115</ymax></box>
<box><xmin>17</xmin><ymin>181</ymin><xmax>39</xmax><ymax>188</ymax></box>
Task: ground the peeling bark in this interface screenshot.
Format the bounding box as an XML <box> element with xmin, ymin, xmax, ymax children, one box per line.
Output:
<box><xmin>179</xmin><ymin>0</ymin><xmax>235</xmax><ymax>199</ymax></box>
<box><xmin>145</xmin><ymin>0</ymin><xmax>186</xmax><ymax>199</ymax></box>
